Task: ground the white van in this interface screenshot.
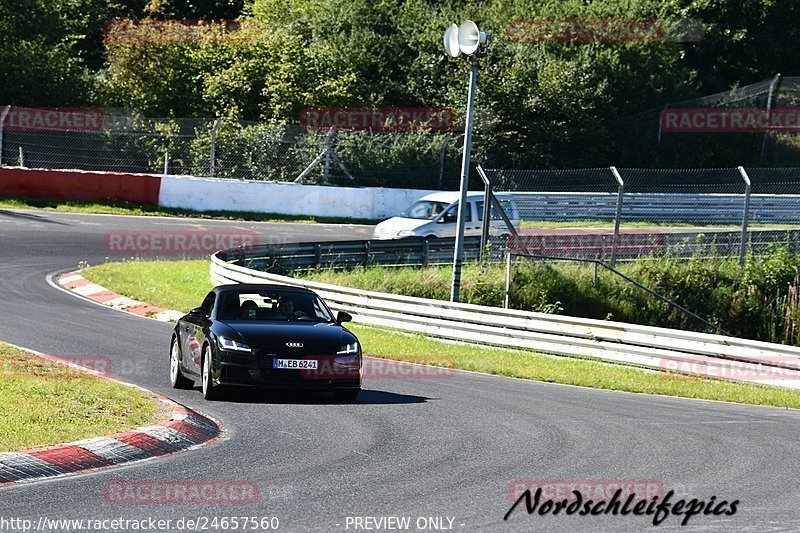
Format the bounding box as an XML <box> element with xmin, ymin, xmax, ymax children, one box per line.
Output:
<box><xmin>372</xmin><ymin>191</ymin><xmax>520</xmax><ymax>240</ymax></box>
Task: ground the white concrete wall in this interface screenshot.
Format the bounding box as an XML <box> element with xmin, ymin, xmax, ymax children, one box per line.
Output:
<box><xmin>158</xmin><ymin>175</ymin><xmax>439</xmax><ymax>220</ymax></box>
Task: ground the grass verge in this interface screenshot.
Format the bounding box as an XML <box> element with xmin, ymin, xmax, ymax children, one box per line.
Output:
<box><xmin>0</xmin><ymin>343</ymin><xmax>161</xmax><ymax>452</ymax></box>
<box><xmin>82</xmin><ymin>259</ymin><xmax>800</xmax><ymax>409</ymax></box>
<box><xmin>0</xmin><ymin>196</ymin><xmax>377</xmax><ymax>225</ymax></box>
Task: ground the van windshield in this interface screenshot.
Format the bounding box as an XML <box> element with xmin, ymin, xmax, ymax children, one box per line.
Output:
<box><xmin>400</xmin><ymin>200</ymin><xmax>451</xmax><ymax>220</ymax></box>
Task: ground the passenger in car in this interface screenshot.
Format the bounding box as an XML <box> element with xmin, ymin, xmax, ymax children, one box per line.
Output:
<box><xmin>240</xmin><ymin>300</ymin><xmax>259</xmax><ymax>319</ymax></box>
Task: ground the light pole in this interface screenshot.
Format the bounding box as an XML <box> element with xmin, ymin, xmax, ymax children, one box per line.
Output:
<box><xmin>443</xmin><ymin>21</ymin><xmax>491</xmax><ymax>302</ymax></box>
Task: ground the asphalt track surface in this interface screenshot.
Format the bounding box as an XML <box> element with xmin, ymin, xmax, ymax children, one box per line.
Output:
<box><xmin>1</xmin><ymin>209</ymin><xmax>799</xmax><ymax>532</ymax></box>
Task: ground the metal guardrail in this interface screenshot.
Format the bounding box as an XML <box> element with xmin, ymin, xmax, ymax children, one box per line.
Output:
<box><xmin>512</xmin><ymin>228</ymin><xmax>800</xmax><ymax>260</ymax></box>
<box><xmin>210</xmin><ymin>251</ymin><xmax>800</xmax><ymax>389</ymax></box>
<box><xmin>217</xmin><ymin>237</ymin><xmax>487</xmax><ymax>272</ymax></box>
<box><xmin>217</xmin><ymin>229</ymin><xmax>800</xmax><ymax>274</ymax></box>
<box><xmin>508</xmin><ymin>192</ymin><xmax>800</xmax><ymax>224</ymax></box>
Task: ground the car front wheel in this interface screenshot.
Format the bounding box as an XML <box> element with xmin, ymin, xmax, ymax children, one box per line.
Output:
<box><xmin>170</xmin><ymin>337</ymin><xmax>193</xmax><ymax>389</ymax></box>
<box><xmin>201</xmin><ymin>346</ymin><xmax>221</xmax><ymax>401</ymax></box>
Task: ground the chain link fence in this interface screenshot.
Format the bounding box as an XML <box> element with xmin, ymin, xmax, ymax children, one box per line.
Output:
<box><xmin>615</xmin><ymin>75</ymin><xmax>800</xmax><ymax>167</ymax></box>
<box><xmin>0</xmin><ymin>107</ymin><xmax>464</xmax><ymax>190</ymax></box>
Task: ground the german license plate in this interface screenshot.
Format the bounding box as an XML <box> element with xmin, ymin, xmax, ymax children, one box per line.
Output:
<box><xmin>273</xmin><ymin>359</ymin><xmax>318</xmax><ymax>370</ymax></box>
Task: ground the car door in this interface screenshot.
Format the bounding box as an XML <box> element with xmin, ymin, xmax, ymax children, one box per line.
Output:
<box><xmin>464</xmin><ymin>201</ymin><xmax>481</xmax><ymax>236</ymax></box>
<box><xmin>438</xmin><ymin>202</ymin><xmax>474</xmax><ymax>237</ymax></box>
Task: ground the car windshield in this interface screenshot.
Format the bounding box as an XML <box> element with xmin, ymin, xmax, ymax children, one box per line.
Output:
<box><xmin>400</xmin><ymin>200</ymin><xmax>450</xmax><ymax>220</ymax></box>
<box><xmin>216</xmin><ymin>289</ymin><xmax>334</xmax><ymax>323</ymax></box>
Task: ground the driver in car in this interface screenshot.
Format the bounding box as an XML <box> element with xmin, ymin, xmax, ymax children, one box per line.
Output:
<box><xmin>274</xmin><ymin>299</ymin><xmax>308</xmax><ymax>320</ymax></box>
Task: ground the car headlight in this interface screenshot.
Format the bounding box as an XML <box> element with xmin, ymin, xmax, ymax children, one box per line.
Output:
<box><xmin>397</xmin><ymin>230</ymin><xmax>416</xmax><ymax>237</ymax></box>
<box><xmin>217</xmin><ymin>336</ymin><xmax>252</xmax><ymax>353</ymax></box>
<box><xmin>335</xmin><ymin>342</ymin><xmax>361</xmax><ymax>375</ymax></box>
<box><xmin>336</xmin><ymin>342</ymin><xmax>359</xmax><ymax>355</ymax></box>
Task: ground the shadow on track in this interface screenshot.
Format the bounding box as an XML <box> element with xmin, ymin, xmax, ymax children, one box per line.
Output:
<box><xmin>0</xmin><ymin>209</ymin><xmax>71</xmax><ymax>225</ymax></box>
<box><xmin>201</xmin><ymin>388</ymin><xmax>431</xmax><ymax>405</ymax></box>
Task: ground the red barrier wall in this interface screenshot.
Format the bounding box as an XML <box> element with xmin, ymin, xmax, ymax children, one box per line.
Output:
<box><xmin>0</xmin><ymin>167</ymin><xmax>161</xmax><ymax>205</ymax></box>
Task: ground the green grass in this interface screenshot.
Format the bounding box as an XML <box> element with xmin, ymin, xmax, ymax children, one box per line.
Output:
<box><xmin>0</xmin><ymin>196</ymin><xmax>378</xmax><ymax>225</ymax></box>
<box><xmin>84</xmin><ymin>259</ymin><xmax>214</xmax><ymax>313</ymax></box>
<box><xmin>82</xmin><ymin>259</ymin><xmax>800</xmax><ymax>409</ymax></box>
<box><xmin>0</xmin><ymin>343</ymin><xmax>161</xmax><ymax>452</ymax></box>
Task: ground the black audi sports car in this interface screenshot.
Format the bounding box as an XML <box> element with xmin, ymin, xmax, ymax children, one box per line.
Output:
<box><xmin>170</xmin><ymin>284</ymin><xmax>362</xmax><ymax>401</ymax></box>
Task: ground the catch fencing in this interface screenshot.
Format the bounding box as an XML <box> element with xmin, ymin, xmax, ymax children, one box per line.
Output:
<box><xmin>485</xmin><ymin>166</ymin><xmax>800</xmax><ymax>264</ymax></box>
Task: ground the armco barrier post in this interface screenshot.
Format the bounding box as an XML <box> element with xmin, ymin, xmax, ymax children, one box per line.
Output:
<box><xmin>610</xmin><ymin>167</ymin><xmax>625</xmax><ymax>266</ymax></box>
<box><xmin>738</xmin><ymin>166</ymin><xmax>752</xmax><ymax>264</ymax></box>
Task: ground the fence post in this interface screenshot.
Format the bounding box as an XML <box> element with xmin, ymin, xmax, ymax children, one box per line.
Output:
<box><xmin>323</xmin><ymin>129</ymin><xmax>335</xmax><ymax>185</ymax></box>
<box><xmin>504</xmin><ymin>251</ymin><xmax>512</xmax><ymax>309</ymax></box>
<box><xmin>480</xmin><ymin>171</ymin><xmax>492</xmax><ymax>262</ymax></box>
<box><xmin>610</xmin><ymin>166</ymin><xmax>625</xmax><ymax>266</ymax></box>
<box><xmin>438</xmin><ymin>133</ymin><xmax>450</xmax><ymax>189</ymax></box>
<box><xmin>0</xmin><ymin>105</ymin><xmax>10</xmax><ymax>166</ymax></box>
<box><xmin>163</xmin><ymin>150</ymin><xmax>169</xmax><ymax>175</ymax></box>
<box><xmin>210</xmin><ymin>117</ymin><xmax>222</xmax><ymax>177</ymax></box>
<box><xmin>760</xmin><ymin>73</ymin><xmax>781</xmax><ymax>163</ymax></box>
<box><xmin>738</xmin><ymin>166</ymin><xmax>752</xmax><ymax>264</ymax></box>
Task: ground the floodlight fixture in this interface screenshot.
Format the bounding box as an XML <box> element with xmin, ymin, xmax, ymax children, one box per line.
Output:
<box><xmin>441</xmin><ymin>20</ymin><xmax>491</xmax><ymax>302</ymax></box>
<box><xmin>443</xmin><ymin>23</ymin><xmax>460</xmax><ymax>58</ymax></box>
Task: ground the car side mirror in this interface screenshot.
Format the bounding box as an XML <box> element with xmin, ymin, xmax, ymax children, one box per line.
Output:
<box><xmin>189</xmin><ymin>306</ymin><xmax>207</xmax><ymax>317</ymax></box>
<box><xmin>440</xmin><ymin>214</ymin><xmax>457</xmax><ymax>223</ymax></box>
<box><xmin>337</xmin><ymin>311</ymin><xmax>352</xmax><ymax>324</ymax></box>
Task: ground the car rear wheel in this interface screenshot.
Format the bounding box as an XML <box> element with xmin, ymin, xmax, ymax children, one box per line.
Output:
<box><xmin>333</xmin><ymin>389</ymin><xmax>360</xmax><ymax>402</ymax></box>
<box><xmin>201</xmin><ymin>346</ymin><xmax>220</xmax><ymax>401</ymax></box>
<box><xmin>170</xmin><ymin>337</ymin><xmax>193</xmax><ymax>389</ymax></box>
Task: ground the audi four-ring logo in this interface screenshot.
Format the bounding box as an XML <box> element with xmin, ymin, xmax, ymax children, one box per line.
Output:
<box><xmin>286</xmin><ymin>342</ymin><xmax>304</xmax><ymax>348</ymax></box>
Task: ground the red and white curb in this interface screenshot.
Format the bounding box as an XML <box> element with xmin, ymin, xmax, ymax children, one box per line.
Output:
<box><xmin>58</xmin><ymin>271</ymin><xmax>184</xmax><ymax>322</ymax></box>
<box><xmin>0</xmin><ymin>344</ymin><xmax>223</xmax><ymax>486</ymax></box>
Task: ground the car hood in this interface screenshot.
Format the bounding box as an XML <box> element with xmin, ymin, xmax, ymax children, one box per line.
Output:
<box><xmin>374</xmin><ymin>217</ymin><xmax>432</xmax><ymax>233</ymax></box>
<box><xmin>214</xmin><ymin>320</ymin><xmax>356</xmax><ymax>355</ymax></box>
